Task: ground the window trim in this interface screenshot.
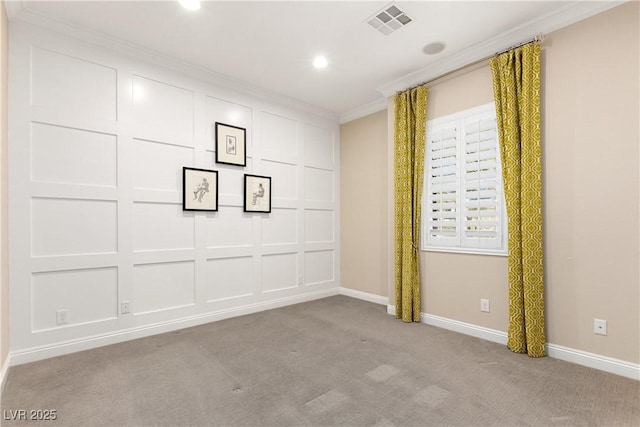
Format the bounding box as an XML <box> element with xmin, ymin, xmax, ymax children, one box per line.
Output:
<box><xmin>421</xmin><ymin>102</ymin><xmax>508</xmax><ymax>257</ymax></box>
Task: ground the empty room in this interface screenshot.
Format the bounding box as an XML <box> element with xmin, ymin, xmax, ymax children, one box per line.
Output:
<box><xmin>0</xmin><ymin>1</ymin><xmax>639</xmax><ymax>426</ymax></box>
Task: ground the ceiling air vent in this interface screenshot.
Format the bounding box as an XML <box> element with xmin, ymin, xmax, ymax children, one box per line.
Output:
<box><xmin>366</xmin><ymin>3</ymin><xmax>412</xmax><ymax>36</ymax></box>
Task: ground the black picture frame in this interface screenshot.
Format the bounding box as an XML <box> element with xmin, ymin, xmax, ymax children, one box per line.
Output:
<box><xmin>215</xmin><ymin>122</ymin><xmax>246</xmax><ymax>167</ymax></box>
<box><xmin>243</xmin><ymin>174</ymin><xmax>271</xmax><ymax>213</ymax></box>
<box><xmin>183</xmin><ymin>167</ymin><xmax>218</xmax><ymax>212</ymax></box>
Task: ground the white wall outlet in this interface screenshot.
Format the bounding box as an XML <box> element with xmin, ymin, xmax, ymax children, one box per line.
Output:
<box><xmin>594</xmin><ymin>319</ymin><xmax>607</xmax><ymax>335</ymax></box>
<box><xmin>298</xmin><ymin>275</ymin><xmax>303</xmax><ymax>285</ymax></box>
<box><xmin>480</xmin><ymin>299</ymin><xmax>490</xmax><ymax>313</ymax></box>
<box><xmin>56</xmin><ymin>309</ymin><xmax>68</xmax><ymax>325</ymax></box>
<box><xmin>121</xmin><ymin>301</ymin><xmax>131</xmax><ymax>314</ymax></box>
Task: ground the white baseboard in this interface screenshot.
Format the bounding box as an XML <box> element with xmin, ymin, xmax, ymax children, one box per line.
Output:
<box><xmin>339</xmin><ymin>287</ymin><xmax>388</xmax><ymax>306</ymax></box>
<box><xmin>421</xmin><ymin>313</ymin><xmax>508</xmax><ymax>345</ymax></box>
<box><xmin>10</xmin><ymin>288</ymin><xmax>340</xmax><ymax>366</ymax></box>
<box><xmin>10</xmin><ymin>292</ymin><xmax>639</xmax><ymax>381</ymax></box>
<box><xmin>0</xmin><ymin>354</ymin><xmax>10</xmax><ymax>394</ymax></box>
<box><xmin>387</xmin><ymin>306</ymin><xmax>639</xmax><ymax>381</ymax></box>
<box><xmin>387</xmin><ymin>304</ymin><xmax>396</xmax><ymax>316</ymax></box>
<box><xmin>547</xmin><ymin>343</ymin><xmax>640</xmax><ymax>381</ymax></box>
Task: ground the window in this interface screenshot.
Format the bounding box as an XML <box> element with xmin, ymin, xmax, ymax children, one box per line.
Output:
<box><xmin>421</xmin><ymin>103</ymin><xmax>507</xmax><ymax>255</ymax></box>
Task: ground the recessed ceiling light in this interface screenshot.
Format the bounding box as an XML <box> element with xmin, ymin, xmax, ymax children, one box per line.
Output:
<box><xmin>313</xmin><ymin>56</ymin><xmax>328</xmax><ymax>69</ymax></box>
<box><xmin>179</xmin><ymin>0</ymin><xmax>201</xmax><ymax>11</ymax></box>
<box><xmin>423</xmin><ymin>42</ymin><xmax>446</xmax><ymax>55</ymax></box>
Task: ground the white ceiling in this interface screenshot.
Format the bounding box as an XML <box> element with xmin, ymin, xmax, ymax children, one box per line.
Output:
<box><xmin>7</xmin><ymin>0</ymin><xmax>622</xmax><ymax>121</ymax></box>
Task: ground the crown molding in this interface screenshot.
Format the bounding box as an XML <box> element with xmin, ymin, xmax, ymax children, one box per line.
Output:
<box><xmin>376</xmin><ymin>0</ymin><xmax>626</xmax><ymax>97</ymax></box>
<box><xmin>339</xmin><ymin>97</ymin><xmax>388</xmax><ymax>124</ymax></box>
<box><xmin>8</xmin><ymin>1</ymin><xmax>625</xmax><ymax>122</ymax></box>
<box><xmin>10</xmin><ymin>6</ymin><xmax>339</xmax><ymax>122</ymax></box>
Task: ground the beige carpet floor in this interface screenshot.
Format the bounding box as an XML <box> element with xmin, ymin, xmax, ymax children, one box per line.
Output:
<box><xmin>2</xmin><ymin>295</ymin><xmax>639</xmax><ymax>426</ymax></box>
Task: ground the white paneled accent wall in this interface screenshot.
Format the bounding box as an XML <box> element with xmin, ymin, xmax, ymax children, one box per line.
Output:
<box><xmin>9</xmin><ymin>22</ymin><xmax>339</xmax><ymax>360</ymax></box>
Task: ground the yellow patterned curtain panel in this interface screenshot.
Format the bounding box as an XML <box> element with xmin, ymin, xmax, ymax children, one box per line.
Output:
<box><xmin>393</xmin><ymin>85</ymin><xmax>428</xmax><ymax>322</ymax></box>
<box><xmin>490</xmin><ymin>43</ymin><xmax>546</xmax><ymax>357</ymax></box>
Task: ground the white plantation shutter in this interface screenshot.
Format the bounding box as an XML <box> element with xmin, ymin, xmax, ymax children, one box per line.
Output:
<box><xmin>422</xmin><ymin>103</ymin><xmax>506</xmax><ymax>255</ymax></box>
<box><xmin>462</xmin><ymin>116</ymin><xmax>503</xmax><ymax>249</ymax></box>
<box><xmin>425</xmin><ymin>125</ymin><xmax>459</xmax><ymax>246</ymax></box>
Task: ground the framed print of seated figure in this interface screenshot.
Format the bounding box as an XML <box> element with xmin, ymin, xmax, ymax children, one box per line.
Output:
<box><xmin>244</xmin><ymin>174</ymin><xmax>271</xmax><ymax>213</ymax></box>
<box><xmin>183</xmin><ymin>167</ymin><xmax>218</xmax><ymax>212</ymax></box>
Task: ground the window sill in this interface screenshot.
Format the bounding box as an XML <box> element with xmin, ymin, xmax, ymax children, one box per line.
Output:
<box><xmin>421</xmin><ymin>246</ymin><xmax>508</xmax><ymax>257</ymax></box>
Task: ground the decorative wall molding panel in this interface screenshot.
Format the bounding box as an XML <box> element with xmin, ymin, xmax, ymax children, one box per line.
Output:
<box><xmin>8</xmin><ymin>21</ymin><xmax>340</xmax><ymax>361</ymax></box>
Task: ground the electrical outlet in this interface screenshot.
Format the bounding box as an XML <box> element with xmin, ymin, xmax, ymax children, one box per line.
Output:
<box><xmin>56</xmin><ymin>309</ymin><xmax>68</xmax><ymax>325</ymax></box>
<box><xmin>121</xmin><ymin>301</ymin><xmax>131</xmax><ymax>314</ymax></box>
<box><xmin>298</xmin><ymin>275</ymin><xmax>303</xmax><ymax>285</ymax></box>
<box><xmin>480</xmin><ymin>299</ymin><xmax>490</xmax><ymax>313</ymax></box>
<box><xmin>594</xmin><ymin>319</ymin><xmax>607</xmax><ymax>336</ymax></box>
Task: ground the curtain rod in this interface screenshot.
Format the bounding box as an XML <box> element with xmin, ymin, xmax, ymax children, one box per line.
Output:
<box><xmin>399</xmin><ymin>34</ymin><xmax>545</xmax><ymax>94</ymax></box>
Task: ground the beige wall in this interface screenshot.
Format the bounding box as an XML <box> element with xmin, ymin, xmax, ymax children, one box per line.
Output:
<box><xmin>1</xmin><ymin>1</ymin><xmax>9</xmax><ymax>374</ymax></box>
<box><xmin>343</xmin><ymin>2</ymin><xmax>639</xmax><ymax>364</ymax></box>
<box><xmin>340</xmin><ymin>110</ymin><xmax>388</xmax><ymax>298</ymax></box>
<box><xmin>543</xmin><ymin>2</ymin><xmax>639</xmax><ymax>363</ymax></box>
